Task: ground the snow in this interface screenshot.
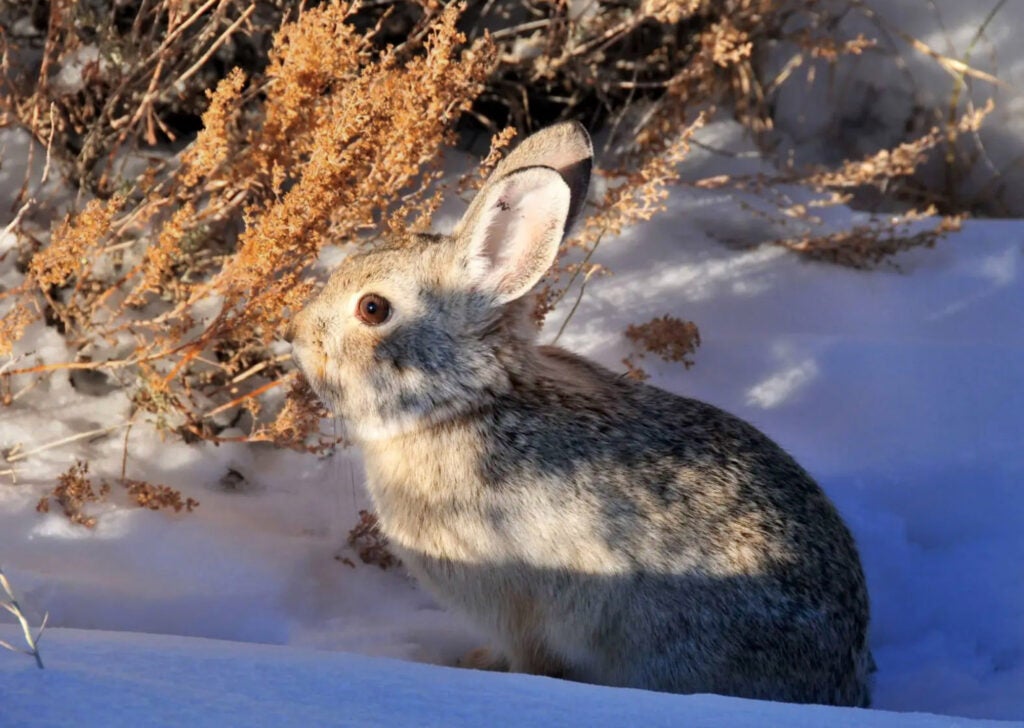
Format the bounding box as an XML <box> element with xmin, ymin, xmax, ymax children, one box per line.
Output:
<box><xmin>3</xmin><ymin>16</ymin><xmax>1024</xmax><ymax>721</ymax></box>
<box><xmin>0</xmin><ymin>627</ymin><xmax>1012</xmax><ymax>728</ymax></box>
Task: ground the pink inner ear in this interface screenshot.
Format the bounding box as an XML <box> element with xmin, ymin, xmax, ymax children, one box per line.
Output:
<box><xmin>468</xmin><ymin>169</ymin><xmax>571</xmax><ymax>304</ymax></box>
<box><xmin>491</xmin><ymin>189</ymin><xmax>562</xmax><ymax>289</ymax></box>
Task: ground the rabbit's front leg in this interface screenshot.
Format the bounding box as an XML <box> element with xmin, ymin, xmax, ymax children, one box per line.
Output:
<box><xmin>499</xmin><ymin>591</ymin><xmax>572</xmax><ymax>679</ymax></box>
<box><xmin>505</xmin><ymin>639</ymin><xmax>570</xmax><ymax>679</ymax></box>
<box><xmin>458</xmin><ymin>646</ymin><xmax>509</xmax><ymax>672</ymax></box>
<box><xmin>457</xmin><ymin>643</ymin><xmax>567</xmax><ymax>679</ymax></box>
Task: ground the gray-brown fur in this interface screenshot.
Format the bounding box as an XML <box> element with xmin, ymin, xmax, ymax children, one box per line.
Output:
<box><xmin>291</xmin><ymin>122</ymin><xmax>872</xmax><ymax>706</ymax></box>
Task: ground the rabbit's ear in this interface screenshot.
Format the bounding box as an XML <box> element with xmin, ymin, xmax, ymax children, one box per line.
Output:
<box><xmin>456</xmin><ymin>122</ymin><xmax>592</xmax><ymax>245</ymax></box>
<box><xmin>456</xmin><ymin>122</ymin><xmax>592</xmax><ymax>304</ymax></box>
<box><xmin>461</xmin><ymin>166</ymin><xmax>571</xmax><ymax>304</ymax></box>
<box><xmin>488</xmin><ymin>121</ymin><xmax>592</xmax><ymax>228</ymax></box>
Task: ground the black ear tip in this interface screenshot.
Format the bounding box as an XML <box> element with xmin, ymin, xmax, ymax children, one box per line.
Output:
<box><xmin>566</xmin><ymin>120</ymin><xmax>592</xmax><ymax>145</ymax></box>
<box><xmin>562</xmin><ymin>156</ymin><xmax>592</xmax><ymax>225</ymax></box>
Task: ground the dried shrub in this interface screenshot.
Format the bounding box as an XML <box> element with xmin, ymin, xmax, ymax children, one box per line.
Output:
<box><xmin>693</xmin><ymin>102</ymin><xmax>991</xmax><ymax>269</ymax></box>
<box><xmin>252</xmin><ymin>376</ymin><xmax>331</xmax><ymax>449</ymax></box>
<box><xmin>777</xmin><ymin>214</ymin><xmax>964</xmax><ymax>270</ymax></box>
<box><xmin>0</xmin><ymin>0</ymin><xmax>287</xmax><ymax>195</ymax></box>
<box><xmin>36</xmin><ymin>459</ymin><xmax>198</xmax><ymax>527</ymax></box>
<box><xmin>123</xmin><ymin>480</ymin><xmax>199</xmax><ymax>513</ymax></box>
<box><xmin>457</xmin><ymin>1</ymin><xmax>800</xmax><ymax>136</ymax></box>
<box><xmin>0</xmin><ymin>0</ymin><xmax>999</xmax><ymax>463</ymax></box>
<box><xmin>1</xmin><ymin>1</ymin><xmax>495</xmax><ymax>452</ymax></box>
<box><xmin>516</xmin><ymin>0</ymin><xmax>961</xmax><ymax>346</ymax></box>
<box><xmin>623</xmin><ymin>315</ymin><xmax>702</xmax><ymax>382</ymax></box>
<box><xmin>346</xmin><ymin>510</ymin><xmax>399</xmax><ymax>570</ymax></box>
<box><xmin>755</xmin><ymin>1</ymin><xmax>1016</xmax><ymax>216</ymax></box>
<box><xmin>36</xmin><ymin>460</ymin><xmax>108</xmax><ymax>528</ymax></box>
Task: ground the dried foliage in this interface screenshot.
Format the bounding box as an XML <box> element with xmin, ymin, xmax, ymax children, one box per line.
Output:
<box><xmin>694</xmin><ymin>102</ymin><xmax>991</xmax><ymax>269</ymax></box>
<box><xmin>346</xmin><ymin>510</ymin><xmax>399</xmax><ymax>570</ymax></box>
<box><xmin>123</xmin><ymin>479</ymin><xmax>199</xmax><ymax>513</ymax></box>
<box><xmin>0</xmin><ymin>0</ymin><xmax>284</xmax><ymax>194</ymax></box>
<box><xmin>623</xmin><ymin>315</ymin><xmax>702</xmax><ymax>382</ymax></box>
<box><xmin>458</xmin><ymin>0</ymin><xmax>839</xmax><ymax>140</ymax></box>
<box><xmin>0</xmin><ymin>0</ymin><xmax>1000</xmax><ymax>469</ymax></box>
<box><xmin>36</xmin><ymin>459</ymin><xmax>198</xmax><ymax>528</ymax></box>
<box><xmin>36</xmin><ymin>460</ymin><xmax>109</xmax><ymax>528</ymax></box>
<box><xmin>777</xmin><ymin>214</ymin><xmax>964</xmax><ymax>270</ymax></box>
<box><xmin>2</xmin><ymin>1</ymin><xmax>494</xmax><ymax>451</ymax></box>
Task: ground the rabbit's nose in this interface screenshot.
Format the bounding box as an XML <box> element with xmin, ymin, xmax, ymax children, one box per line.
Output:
<box><xmin>282</xmin><ymin>320</ymin><xmax>297</xmax><ymax>344</ymax></box>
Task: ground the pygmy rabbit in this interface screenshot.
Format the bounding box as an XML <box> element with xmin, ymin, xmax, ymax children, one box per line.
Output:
<box><xmin>290</xmin><ymin>122</ymin><xmax>872</xmax><ymax>706</ymax></box>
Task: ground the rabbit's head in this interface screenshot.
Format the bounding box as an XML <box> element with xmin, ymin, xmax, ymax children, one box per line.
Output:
<box><xmin>291</xmin><ymin>122</ymin><xmax>592</xmax><ymax>441</ymax></box>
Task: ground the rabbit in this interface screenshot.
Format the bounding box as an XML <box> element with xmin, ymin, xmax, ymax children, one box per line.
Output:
<box><xmin>289</xmin><ymin>121</ymin><xmax>873</xmax><ymax>707</ymax></box>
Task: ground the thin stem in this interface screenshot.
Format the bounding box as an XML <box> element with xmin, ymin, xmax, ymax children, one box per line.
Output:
<box><xmin>550</xmin><ymin>229</ymin><xmax>605</xmax><ymax>312</ymax></box>
<box><xmin>201</xmin><ymin>374</ymin><xmax>293</xmax><ymax>420</ymax></box>
<box><xmin>4</xmin><ymin>423</ymin><xmax>130</xmax><ymax>464</ymax></box>
<box><xmin>552</xmin><ymin>268</ymin><xmax>595</xmax><ymax>345</ymax></box>
<box><xmin>0</xmin><ymin>568</ymin><xmax>46</xmax><ymax>669</ymax></box>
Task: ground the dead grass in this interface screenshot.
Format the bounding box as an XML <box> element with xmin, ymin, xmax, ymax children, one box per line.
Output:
<box><xmin>0</xmin><ymin>0</ymin><xmax>1002</xmax><ymax>463</ymax></box>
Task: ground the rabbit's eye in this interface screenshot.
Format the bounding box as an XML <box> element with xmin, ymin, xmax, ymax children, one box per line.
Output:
<box><xmin>356</xmin><ymin>293</ymin><xmax>391</xmax><ymax>326</ymax></box>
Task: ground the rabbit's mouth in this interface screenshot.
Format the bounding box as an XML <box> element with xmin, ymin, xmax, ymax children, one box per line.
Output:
<box><xmin>290</xmin><ymin>340</ymin><xmax>330</xmax><ymax>398</ymax></box>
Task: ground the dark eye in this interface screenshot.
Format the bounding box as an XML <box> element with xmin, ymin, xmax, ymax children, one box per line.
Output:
<box><xmin>356</xmin><ymin>293</ymin><xmax>391</xmax><ymax>326</ymax></box>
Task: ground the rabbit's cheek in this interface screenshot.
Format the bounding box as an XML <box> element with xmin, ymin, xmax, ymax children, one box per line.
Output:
<box><xmin>291</xmin><ymin>341</ymin><xmax>329</xmax><ymax>391</ymax></box>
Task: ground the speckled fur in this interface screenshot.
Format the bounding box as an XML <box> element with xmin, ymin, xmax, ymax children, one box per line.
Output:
<box><xmin>291</xmin><ymin>122</ymin><xmax>872</xmax><ymax>706</ymax></box>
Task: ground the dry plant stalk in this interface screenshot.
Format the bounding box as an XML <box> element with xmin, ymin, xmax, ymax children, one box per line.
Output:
<box><xmin>2</xmin><ymin>2</ymin><xmax>495</xmax><ymax>452</ymax></box>
<box><xmin>0</xmin><ymin>567</ymin><xmax>47</xmax><ymax>670</ymax></box>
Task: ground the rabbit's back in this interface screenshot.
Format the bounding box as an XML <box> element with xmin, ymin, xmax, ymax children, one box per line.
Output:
<box><xmin>367</xmin><ymin>345</ymin><xmax>872</xmax><ymax>705</ymax></box>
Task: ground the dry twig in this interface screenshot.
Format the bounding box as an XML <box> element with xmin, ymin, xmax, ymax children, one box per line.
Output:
<box><xmin>0</xmin><ymin>567</ymin><xmax>47</xmax><ymax>669</ymax></box>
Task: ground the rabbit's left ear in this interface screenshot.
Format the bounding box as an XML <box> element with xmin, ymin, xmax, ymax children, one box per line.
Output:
<box><xmin>457</xmin><ymin>122</ymin><xmax>592</xmax><ymax>304</ymax></box>
<box><xmin>461</xmin><ymin>166</ymin><xmax>571</xmax><ymax>304</ymax></box>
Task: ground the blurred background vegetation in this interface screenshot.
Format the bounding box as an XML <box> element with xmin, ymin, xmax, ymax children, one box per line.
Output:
<box><xmin>0</xmin><ymin>0</ymin><xmax>1014</xmax><ymax>460</ymax></box>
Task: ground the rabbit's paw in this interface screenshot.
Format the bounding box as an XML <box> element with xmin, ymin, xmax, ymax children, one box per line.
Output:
<box><xmin>457</xmin><ymin>646</ymin><xmax>510</xmax><ymax>672</ymax></box>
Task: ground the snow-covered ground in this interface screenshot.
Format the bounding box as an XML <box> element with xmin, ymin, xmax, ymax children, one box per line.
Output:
<box><xmin>2</xmin><ymin>115</ymin><xmax>1023</xmax><ymax>724</ymax></box>
<box><xmin>1</xmin><ymin>627</ymin><xmax>1013</xmax><ymax>728</ymax></box>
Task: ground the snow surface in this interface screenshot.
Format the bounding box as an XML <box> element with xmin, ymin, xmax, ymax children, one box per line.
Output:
<box><xmin>0</xmin><ymin>626</ymin><xmax>1011</xmax><ymax>728</ymax></box>
<box><xmin>2</xmin><ymin>92</ymin><xmax>1024</xmax><ymax>728</ymax></box>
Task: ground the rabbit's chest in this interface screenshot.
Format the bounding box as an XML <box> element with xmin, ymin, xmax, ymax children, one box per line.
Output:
<box><xmin>362</xmin><ymin>438</ymin><xmax>627</xmax><ymax>574</ymax></box>
<box><xmin>361</xmin><ymin>438</ymin><xmax>496</xmax><ymax>560</ymax></box>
